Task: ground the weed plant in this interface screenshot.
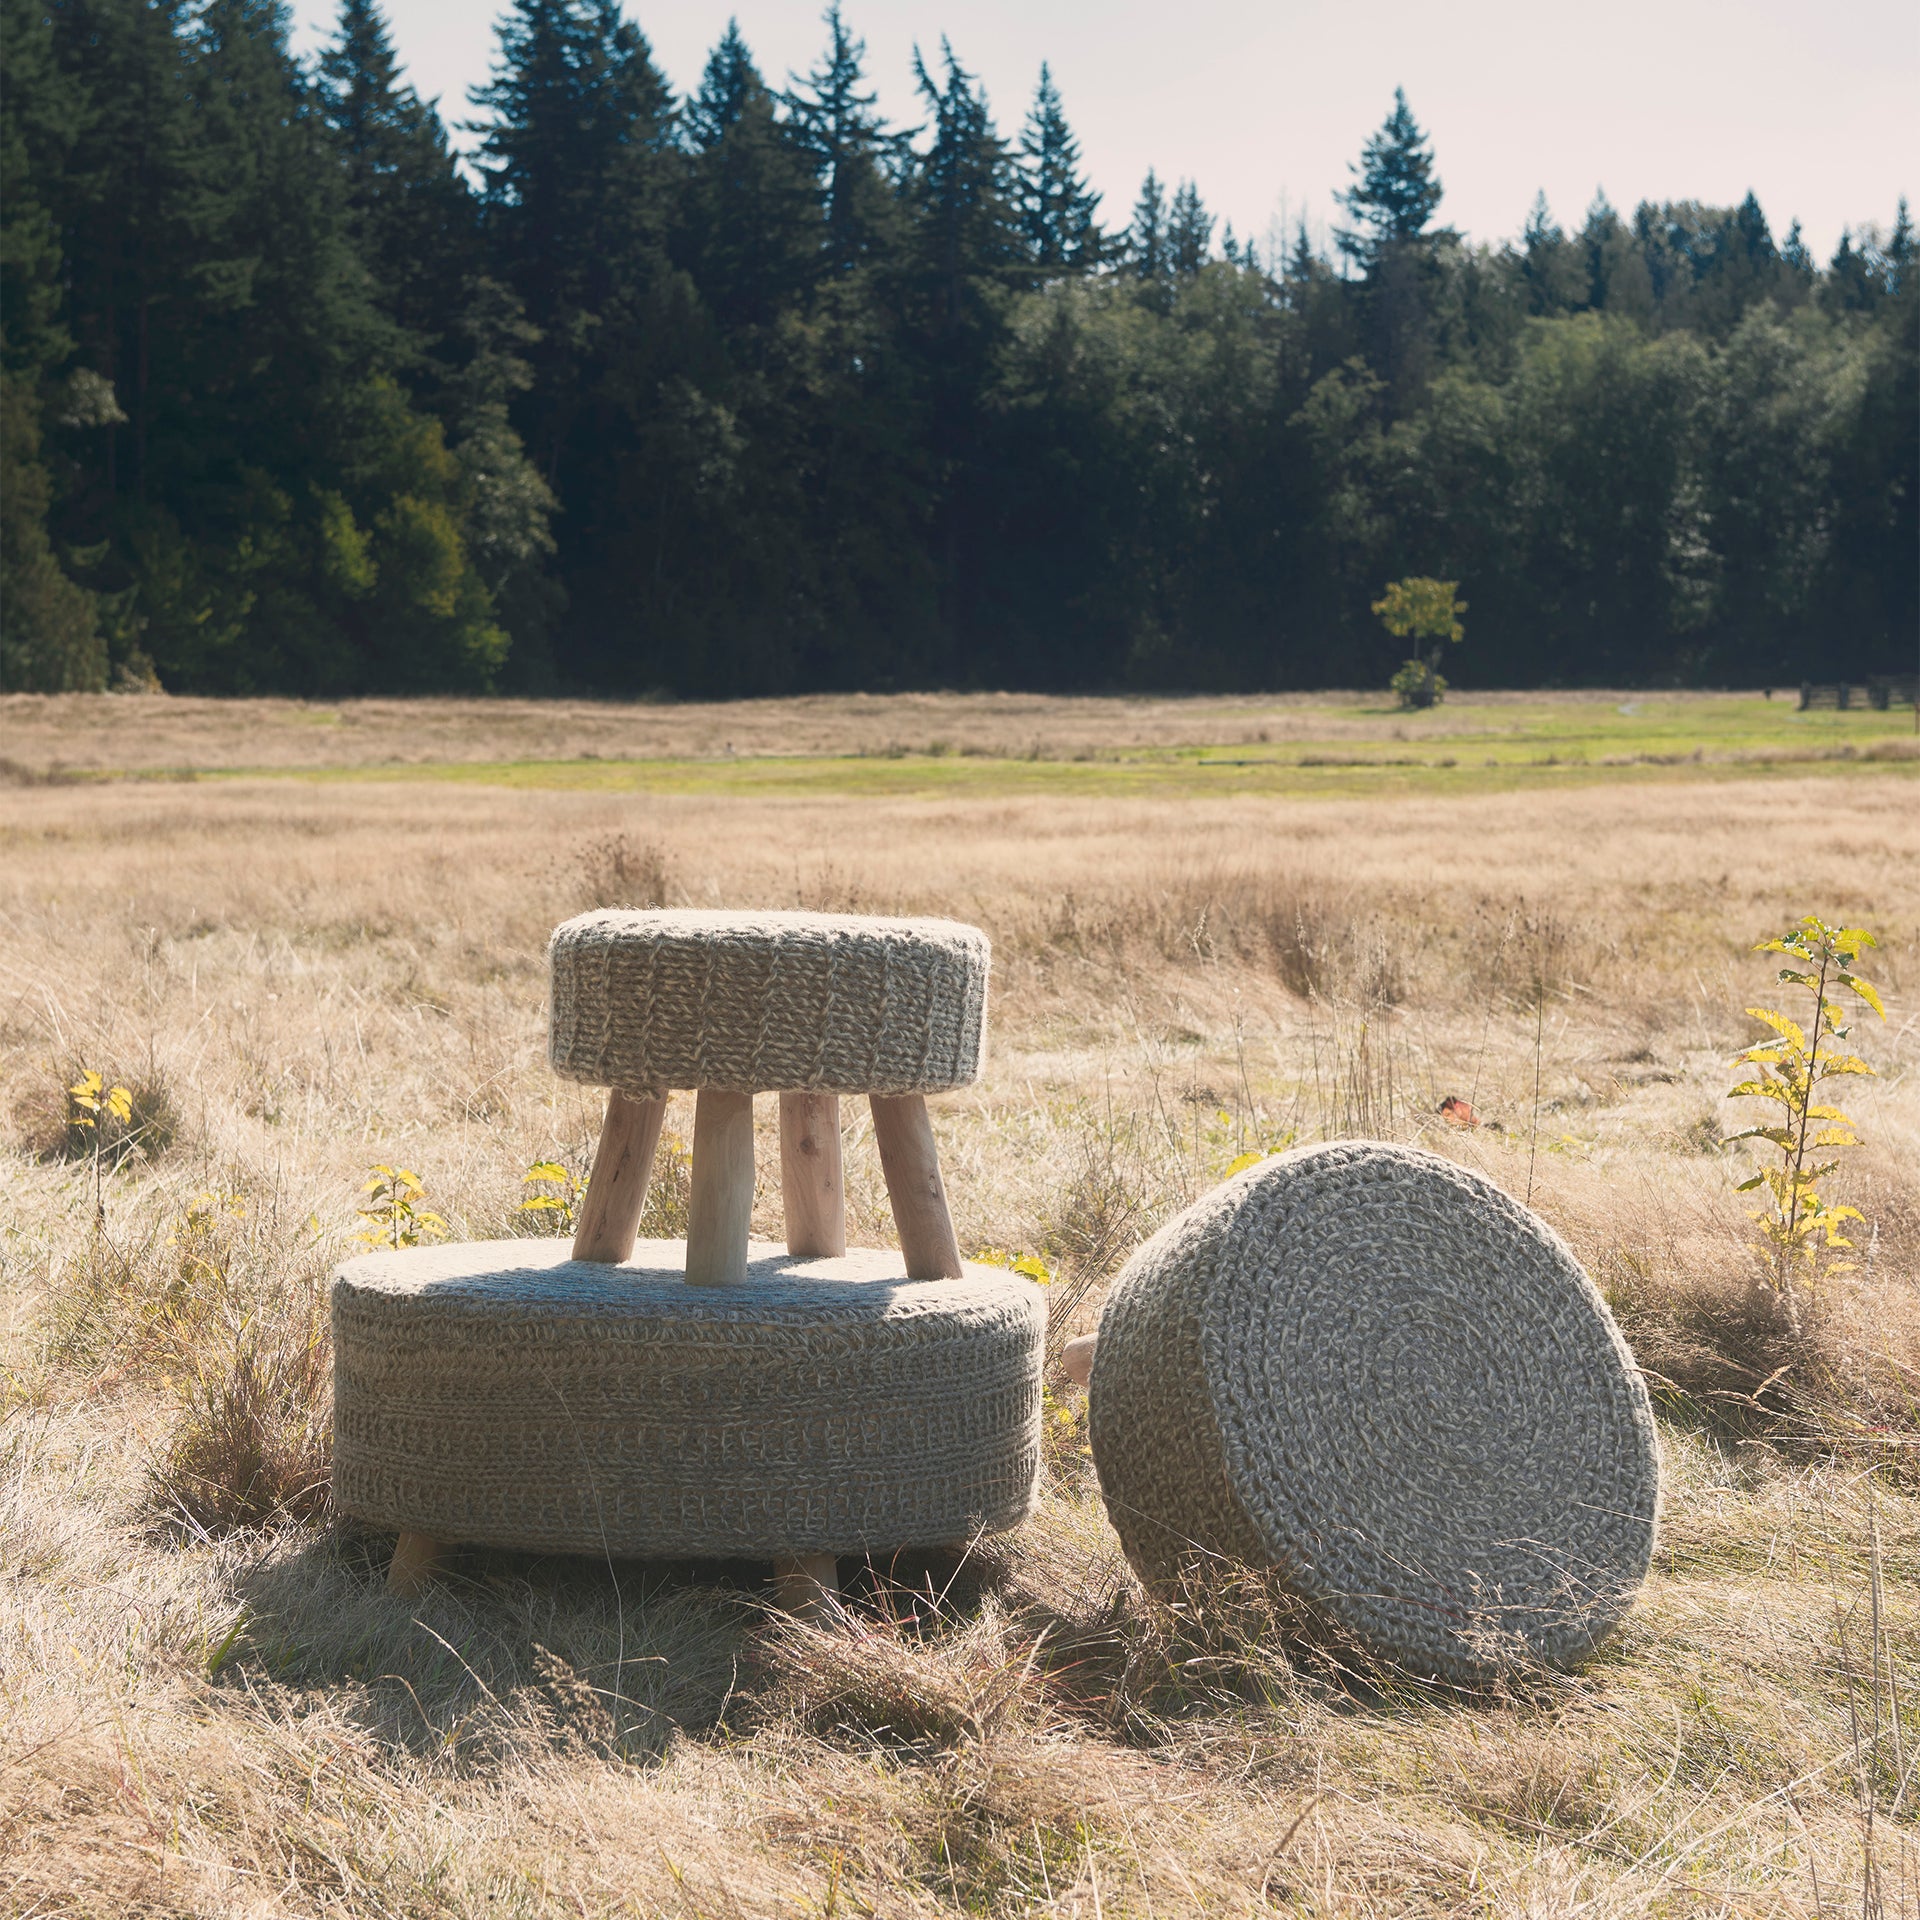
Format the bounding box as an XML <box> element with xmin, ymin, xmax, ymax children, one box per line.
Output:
<box><xmin>1727</xmin><ymin>916</ymin><xmax>1884</xmax><ymax>1330</ymax></box>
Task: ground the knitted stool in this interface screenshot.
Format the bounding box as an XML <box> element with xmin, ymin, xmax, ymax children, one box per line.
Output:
<box><xmin>333</xmin><ymin>910</ymin><xmax>1043</xmax><ymax>1611</ymax></box>
<box><xmin>332</xmin><ymin>1240</ymin><xmax>1043</xmax><ymax>1575</ymax></box>
<box><xmin>1084</xmin><ymin>1142</ymin><xmax>1659</xmax><ymax>1681</ymax></box>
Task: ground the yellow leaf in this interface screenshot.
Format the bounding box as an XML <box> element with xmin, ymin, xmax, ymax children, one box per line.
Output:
<box><xmin>1224</xmin><ymin>1151</ymin><xmax>1266</xmax><ymax>1176</ymax></box>
<box><xmin>1743</xmin><ymin>1007</ymin><xmax>1808</xmax><ymax>1050</ymax></box>
<box><xmin>1840</xmin><ymin>974</ymin><xmax>1886</xmax><ymax>1019</ymax></box>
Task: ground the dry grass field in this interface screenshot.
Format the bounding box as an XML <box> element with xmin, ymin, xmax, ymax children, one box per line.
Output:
<box><xmin>3</xmin><ymin>689</ymin><xmax>1919</xmax><ymax>1916</ymax></box>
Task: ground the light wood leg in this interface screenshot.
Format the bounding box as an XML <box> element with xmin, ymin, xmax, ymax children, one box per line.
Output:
<box><xmin>772</xmin><ymin>1551</ymin><xmax>840</xmax><ymax>1619</ymax></box>
<box><xmin>571</xmin><ymin>1088</ymin><xmax>668</xmax><ymax>1264</ymax></box>
<box><xmin>387</xmin><ymin>1530</ymin><xmax>448</xmax><ymax>1596</ymax></box>
<box><xmin>1062</xmin><ymin>1333</ymin><xmax>1098</xmax><ymax>1389</ymax></box>
<box><xmin>869</xmin><ymin>1093</ymin><xmax>964</xmax><ymax>1280</ymax></box>
<box><xmin>779</xmin><ymin>1091</ymin><xmax>846</xmax><ymax>1259</ymax></box>
<box><xmin>685</xmin><ymin>1088</ymin><xmax>755</xmax><ymax>1286</ymax></box>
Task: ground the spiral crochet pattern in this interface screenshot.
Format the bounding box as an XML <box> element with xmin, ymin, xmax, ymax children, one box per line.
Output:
<box><xmin>1088</xmin><ymin>1142</ymin><xmax>1659</xmax><ymax>1680</ymax></box>
<box><xmin>547</xmin><ymin>910</ymin><xmax>990</xmax><ymax>1095</ymax></box>
<box><xmin>333</xmin><ymin>1239</ymin><xmax>1045</xmax><ymax>1558</ymax></box>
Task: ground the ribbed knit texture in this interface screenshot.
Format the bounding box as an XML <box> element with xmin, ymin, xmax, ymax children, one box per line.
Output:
<box><xmin>1089</xmin><ymin>1142</ymin><xmax>1660</xmax><ymax>1680</ymax></box>
<box><xmin>547</xmin><ymin>910</ymin><xmax>990</xmax><ymax>1095</ymax></box>
<box><xmin>333</xmin><ymin>1240</ymin><xmax>1045</xmax><ymax>1557</ymax></box>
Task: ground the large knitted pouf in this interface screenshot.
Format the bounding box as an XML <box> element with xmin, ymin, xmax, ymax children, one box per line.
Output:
<box><xmin>548</xmin><ymin>910</ymin><xmax>990</xmax><ymax>1097</ymax></box>
<box><xmin>333</xmin><ymin>1239</ymin><xmax>1045</xmax><ymax>1559</ymax></box>
<box><xmin>1087</xmin><ymin>1142</ymin><xmax>1659</xmax><ymax>1680</ymax></box>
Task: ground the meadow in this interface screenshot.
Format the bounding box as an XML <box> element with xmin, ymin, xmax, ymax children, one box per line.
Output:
<box><xmin>3</xmin><ymin>688</ymin><xmax>1919</xmax><ymax>1916</ymax></box>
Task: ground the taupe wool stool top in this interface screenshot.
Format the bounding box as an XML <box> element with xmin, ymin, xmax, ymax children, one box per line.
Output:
<box><xmin>331</xmin><ymin>909</ymin><xmax>1044</xmax><ymax>1611</ymax></box>
<box><xmin>1086</xmin><ymin>1141</ymin><xmax>1660</xmax><ymax>1681</ymax></box>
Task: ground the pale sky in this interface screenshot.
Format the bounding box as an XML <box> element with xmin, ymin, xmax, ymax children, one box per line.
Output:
<box><xmin>289</xmin><ymin>0</ymin><xmax>1916</xmax><ymax>264</ymax></box>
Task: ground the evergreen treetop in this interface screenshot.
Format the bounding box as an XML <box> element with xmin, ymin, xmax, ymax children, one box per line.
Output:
<box><xmin>1337</xmin><ymin>87</ymin><xmax>1444</xmax><ymax>267</ymax></box>
<box><xmin>1015</xmin><ymin>63</ymin><xmax>1101</xmax><ymax>273</ymax></box>
<box><xmin>1128</xmin><ymin>169</ymin><xmax>1166</xmax><ymax>280</ymax></box>
<box><xmin>675</xmin><ymin>22</ymin><xmax>819</xmax><ymax>330</ymax></box>
<box><xmin>683</xmin><ymin>17</ymin><xmax>757</xmax><ymax>151</ymax></box>
<box><xmin>909</xmin><ymin>40</ymin><xmax>1018</xmax><ymax>304</ymax></box>
<box><xmin>319</xmin><ymin>0</ymin><xmax>477</xmax><ymax>354</ymax></box>
<box><xmin>1168</xmin><ymin>179</ymin><xmax>1213</xmax><ymax>277</ymax></box>
<box><xmin>785</xmin><ymin>3</ymin><xmax>900</xmax><ymax>272</ymax></box>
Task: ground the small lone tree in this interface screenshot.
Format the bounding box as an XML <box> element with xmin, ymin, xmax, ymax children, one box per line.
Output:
<box><xmin>1374</xmin><ymin>577</ymin><xmax>1465</xmax><ymax>708</ymax></box>
<box><xmin>1726</xmin><ymin>917</ymin><xmax>1883</xmax><ymax>1332</ymax></box>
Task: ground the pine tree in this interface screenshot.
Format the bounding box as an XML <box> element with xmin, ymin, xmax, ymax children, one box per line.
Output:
<box><xmin>1336</xmin><ymin>87</ymin><xmax>1443</xmax><ymax>269</ymax></box>
<box><xmin>318</xmin><ymin>0</ymin><xmax>477</xmax><ymax>352</ymax></box>
<box><xmin>0</xmin><ymin>0</ymin><xmax>105</xmax><ymax>689</ymax></box>
<box><xmin>25</xmin><ymin>0</ymin><xmax>511</xmax><ymax>692</ymax></box>
<box><xmin>1168</xmin><ymin>179</ymin><xmax>1213</xmax><ymax>277</ymax></box>
<box><xmin>1730</xmin><ymin>190</ymin><xmax>1774</xmax><ymax>268</ymax></box>
<box><xmin>1578</xmin><ymin>190</ymin><xmax>1652</xmax><ymax>320</ymax></box>
<box><xmin>675</xmin><ymin>21</ymin><xmax>818</xmax><ymax>329</ymax></box>
<box><xmin>1887</xmin><ymin>198</ymin><xmax>1915</xmax><ymax>298</ymax></box>
<box><xmin>470</xmin><ymin>0</ymin><xmax>673</xmax><ymax>352</ymax></box>
<box><xmin>909</xmin><ymin>40</ymin><xmax>1018</xmax><ymax>320</ymax></box>
<box><xmin>1697</xmin><ymin>189</ymin><xmax>1781</xmax><ymax>327</ymax></box>
<box><xmin>900</xmin><ymin>40</ymin><xmax>1020</xmax><ymax>676</ymax></box>
<box><xmin>440</xmin><ymin>276</ymin><xmax>558</xmax><ymax>657</ymax></box>
<box><xmin>785</xmin><ymin>3</ymin><xmax>899</xmax><ymax>274</ymax></box>
<box><xmin>470</xmin><ymin>0</ymin><xmax>675</xmax><ymax>473</ymax></box>
<box><xmin>43</xmin><ymin>0</ymin><xmax>204</xmax><ymax>528</ymax></box>
<box><xmin>1014</xmin><ymin>63</ymin><xmax>1100</xmax><ymax>273</ymax></box>
<box><xmin>1781</xmin><ymin>218</ymin><xmax>1814</xmax><ymax>279</ymax></box>
<box><xmin>1285</xmin><ymin>220</ymin><xmax>1318</xmax><ymax>284</ymax></box>
<box><xmin>1825</xmin><ymin>229</ymin><xmax>1882</xmax><ymax>313</ymax></box>
<box><xmin>1128</xmin><ymin>170</ymin><xmax>1166</xmax><ymax>280</ymax></box>
<box><xmin>1520</xmin><ymin>190</ymin><xmax>1584</xmax><ymax>314</ymax></box>
<box><xmin>682</xmin><ymin>17</ymin><xmax>756</xmax><ymax>150</ymax></box>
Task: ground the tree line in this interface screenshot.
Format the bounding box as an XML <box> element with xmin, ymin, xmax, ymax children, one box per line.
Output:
<box><xmin>2</xmin><ymin>0</ymin><xmax>1914</xmax><ymax>697</ymax></box>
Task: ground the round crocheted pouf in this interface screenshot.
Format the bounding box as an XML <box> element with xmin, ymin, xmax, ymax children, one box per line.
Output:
<box><xmin>548</xmin><ymin>909</ymin><xmax>990</xmax><ymax>1097</ymax></box>
<box><xmin>333</xmin><ymin>1240</ymin><xmax>1045</xmax><ymax>1559</ymax></box>
<box><xmin>1088</xmin><ymin>1142</ymin><xmax>1659</xmax><ymax>1681</ymax></box>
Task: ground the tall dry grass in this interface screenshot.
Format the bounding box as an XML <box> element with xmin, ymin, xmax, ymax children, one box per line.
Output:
<box><xmin>3</xmin><ymin>724</ymin><xmax>1919</xmax><ymax>1913</ymax></box>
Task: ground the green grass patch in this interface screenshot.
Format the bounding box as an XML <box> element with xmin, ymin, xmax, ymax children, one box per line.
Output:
<box><xmin>89</xmin><ymin>694</ymin><xmax>1920</xmax><ymax>800</ymax></box>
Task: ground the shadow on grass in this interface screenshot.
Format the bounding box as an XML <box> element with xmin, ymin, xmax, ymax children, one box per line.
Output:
<box><xmin>216</xmin><ymin>1523</ymin><xmax>756</xmax><ymax>1771</ymax></box>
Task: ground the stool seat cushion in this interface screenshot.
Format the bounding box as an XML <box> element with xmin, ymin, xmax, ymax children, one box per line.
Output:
<box><xmin>1088</xmin><ymin>1142</ymin><xmax>1660</xmax><ymax>1681</ymax></box>
<box><xmin>548</xmin><ymin>910</ymin><xmax>989</xmax><ymax>1096</ymax></box>
<box><xmin>332</xmin><ymin>1240</ymin><xmax>1044</xmax><ymax>1559</ymax></box>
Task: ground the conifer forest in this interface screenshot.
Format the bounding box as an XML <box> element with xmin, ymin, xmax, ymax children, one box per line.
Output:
<box><xmin>2</xmin><ymin>0</ymin><xmax>1914</xmax><ymax>698</ymax></box>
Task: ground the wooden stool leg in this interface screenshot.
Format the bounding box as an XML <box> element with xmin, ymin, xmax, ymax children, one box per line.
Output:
<box><xmin>869</xmin><ymin>1093</ymin><xmax>964</xmax><ymax>1280</ymax></box>
<box><xmin>387</xmin><ymin>1530</ymin><xmax>448</xmax><ymax>1596</ymax></box>
<box><xmin>685</xmin><ymin>1088</ymin><xmax>755</xmax><ymax>1285</ymax></box>
<box><xmin>772</xmin><ymin>1551</ymin><xmax>841</xmax><ymax>1620</ymax></box>
<box><xmin>571</xmin><ymin>1088</ymin><xmax>668</xmax><ymax>1264</ymax></box>
<box><xmin>779</xmin><ymin>1092</ymin><xmax>846</xmax><ymax>1258</ymax></box>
